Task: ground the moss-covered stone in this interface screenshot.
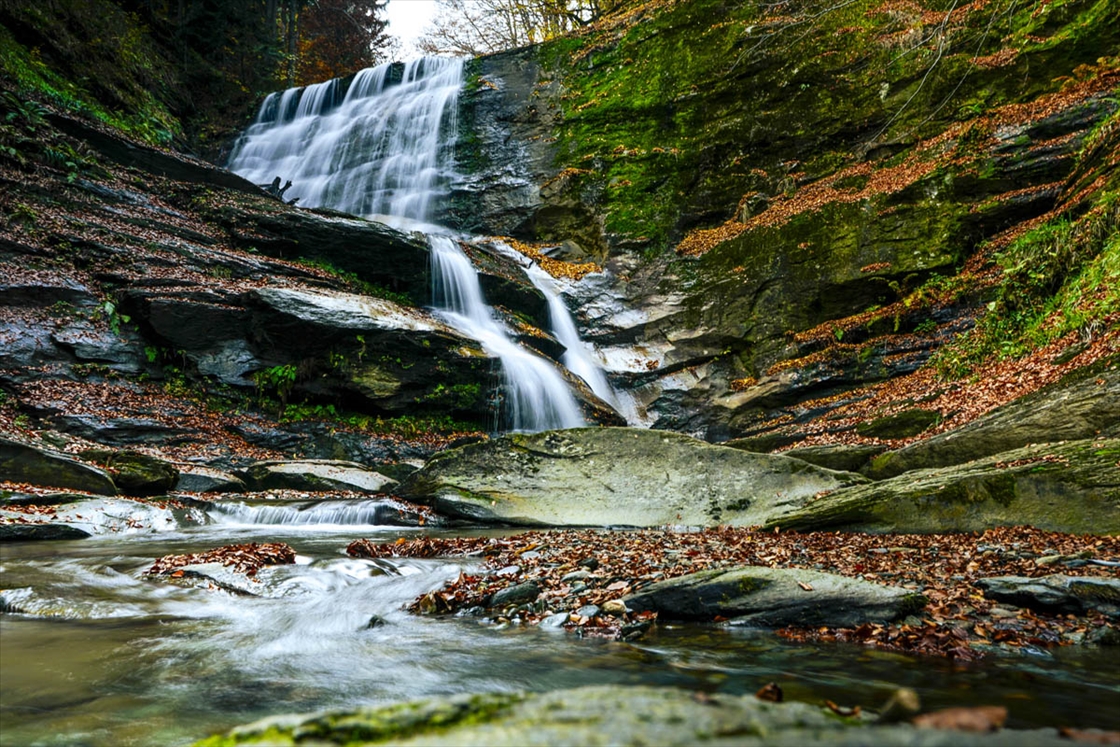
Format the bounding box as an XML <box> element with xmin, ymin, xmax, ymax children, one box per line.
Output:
<box><xmin>194</xmin><ymin>685</ymin><xmax>1077</xmax><ymax>746</ymax></box>
<box><xmin>79</xmin><ymin>449</ymin><xmax>178</xmax><ymax>496</ymax></box>
<box><xmin>770</xmin><ymin>439</ymin><xmax>1120</xmax><ymax>535</ymax></box>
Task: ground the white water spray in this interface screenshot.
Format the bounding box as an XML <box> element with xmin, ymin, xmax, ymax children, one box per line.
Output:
<box><xmin>228</xmin><ymin>58</ymin><xmax>463</xmax><ymax>221</ymax></box>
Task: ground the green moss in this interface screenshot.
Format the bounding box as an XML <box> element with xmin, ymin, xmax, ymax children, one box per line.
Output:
<box><xmin>934</xmin><ymin>189</ymin><xmax>1120</xmax><ymax>378</ymax></box>
<box><xmin>0</xmin><ymin>21</ymin><xmax>179</xmax><ymax>146</ymax></box>
<box><xmin>194</xmin><ymin>693</ymin><xmax>523</xmax><ymax>746</ymax></box>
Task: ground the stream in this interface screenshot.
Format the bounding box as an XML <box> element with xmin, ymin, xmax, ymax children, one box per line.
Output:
<box><xmin>2</xmin><ymin>517</ymin><xmax>1118</xmax><ymax>746</ymax></box>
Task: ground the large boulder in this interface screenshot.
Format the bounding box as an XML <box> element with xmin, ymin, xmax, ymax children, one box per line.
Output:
<box><xmin>195</xmin><ymin>685</ymin><xmax>1073</xmax><ymax>747</ymax></box>
<box><xmin>0</xmin><ymin>437</ymin><xmax>117</xmax><ymax>495</ymax></box>
<box><xmin>769</xmin><ymin>439</ymin><xmax>1120</xmax><ymax>535</ymax></box>
<box><xmin>865</xmin><ymin>364</ymin><xmax>1120</xmax><ymax>479</ymax></box>
<box><xmin>622</xmin><ymin>566</ymin><xmax>926</xmax><ymax>627</ymax></box>
<box><xmin>398</xmin><ymin>427</ymin><xmax>867</xmax><ymax>527</ymax></box>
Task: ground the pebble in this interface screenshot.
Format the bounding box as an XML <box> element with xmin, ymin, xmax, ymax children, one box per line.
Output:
<box><xmin>577</xmin><ymin>557</ymin><xmax>600</xmax><ymax>570</ymax></box>
<box><xmin>562</xmin><ymin>570</ymin><xmax>592</xmax><ymax>582</ymax></box>
<box><xmin>494</xmin><ymin>565</ymin><xmax>520</xmax><ymax>577</ymax></box>
<box><xmin>577</xmin><ymin>604</ymin><xmax>600</xmax><ymax>618</ymax></box>
<box><xmin>602</xmin><ymin>599</ymin><xmax>628</xmax><ymax>616</ymax></box>
<box><xmin>539</xmin><ymin>612</ymin><xmax>569</xmax><ymax>630</ymax></box>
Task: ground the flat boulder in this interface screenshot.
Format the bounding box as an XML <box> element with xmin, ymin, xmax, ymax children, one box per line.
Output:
<box><xmin>239</xmin><ymin>459</ymin><xmax>398</xmax><ymax>494</ymax></box>
<box><xmin>0</xmin><ymin>496</ymin><xmax>205</xmax><ymax>537</ymax></box>
<box><xmin>865</xmin><ymin>363</ymin><xmax>1120</xmax><ymax>479</ymax></box>
<box><xmin>398</xmin><ymin>427</ymin><xmax>867</xmax><ymax>527</ymax></box>
<box><xmin>977</xmin><ymin>574</ymin><xmax>1120</xmax><ymax>617</ymax></box>
<box><xmin>174</xmin><ymin>465</ymin><xmax>247</xmax><ymax>493</ymax></box>
<box><xmin>195</xmin><ymin>685</ymin><xmax>1072</xmax><ymax>747</ymax></box>
<box><xmin>0</xmin><ymin>437</ymin><xmax>117</xmax><ymax>495</ymax></box>
<box><xmin>770</xmin><ymin>439</ymin><xmax>1120</xmax><ymax>535</ymax></box>
<box><xmin>622</xmin><ymin>566</ymin><xmax>926</xmax><ymax>627</ymax></box>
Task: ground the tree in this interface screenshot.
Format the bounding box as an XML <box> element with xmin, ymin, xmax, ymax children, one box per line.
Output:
<box><xmin>296</xmin><ymin>0</ymin><xmax>394</xmax><ymax>85</ymax></box>
<box><xmin>417</xmin><ymin>0</ymin><xmax>618</xmax><ymax>57</ymax></box>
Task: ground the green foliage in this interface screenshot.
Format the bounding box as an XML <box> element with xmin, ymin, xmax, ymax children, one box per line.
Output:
<box><xmin>934</xmin><ymin>191</ymin><xmax>1120</xmax><ymax>379</ymax></box>
<box><xmin>93</xmin><ymin>299</ymin><xmax>131</xmax><ymax>335</ymax></box>
<box><xmin>0</xmin><ymin>21</ymin><xmax>179</xmax><ymax>147</ymax></box>
<box><xmin>419</xmin><ymin>382</ymin><xmax>483</xmax><ymax>410</ymax></box>
<box><xmin>278</xmin><ymin>401</ymin><xmax>479</xmax><ymax>438</ymax></box>
<box><xmin>254</xmin><ymin>364</ymin><xmax>298</xmax><ymax>405</ymax></box>
<box><xmin>296</xmin><ymin>257</ymin><xmax>414</xmax><ymax>306</ymax></box>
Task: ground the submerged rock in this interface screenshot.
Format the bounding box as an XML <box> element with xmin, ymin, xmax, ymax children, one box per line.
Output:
<box><xmin>194</xmin><ymin>685</ymin><xmax>1075</xmax><ymax>746</ymax></box>
<box><xmin>0</xmin><ymin>523</ymin><xmax>92</xmax><ymax>541</ymax></box>
<box><xmin>399</xmin><ymin>427</ymin><xmax>867</xmax><ymax>527</ymax></box>
<box><xmin>623</xmin><ymin>566</ymin><xmax>926</xmax><ymax>627</ymax></box>
<box><xmin>769</xmin><ymin>439</ymin><xmax>1120</xmax><ymax>535</ymax></box>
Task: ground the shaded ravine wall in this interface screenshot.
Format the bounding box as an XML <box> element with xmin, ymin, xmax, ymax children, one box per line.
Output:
<box><xmin>443</xmin><ymin>0</ymin><xmax>1120</xmax><ymax>439</ymax></box>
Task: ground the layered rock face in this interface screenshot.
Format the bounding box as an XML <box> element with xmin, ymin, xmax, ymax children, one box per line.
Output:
<box><xmin>445</xmin><ymin>0</ymin><xmax>1120</xmax><ymax>440</ymax></box>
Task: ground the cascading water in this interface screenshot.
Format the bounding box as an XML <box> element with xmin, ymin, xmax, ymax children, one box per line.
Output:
<box><xmin>429</xmin><ymin>235</ymin><xmax>584</xmax><ymax>431</ymax></box>
<box><xmin>228</xmin><ymin>57</ymin><xmax>615</xmax><ymax>432</ymax></box>
<box><xmin>227</xmin><ymin>57</ymin><xmax>463</xmax><ymax>223</ymax></box>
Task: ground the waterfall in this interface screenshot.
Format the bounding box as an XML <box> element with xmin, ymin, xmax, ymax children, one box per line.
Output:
<box><xmin>206</xmin><ymin>500</ymin><xmax>404</xmax><ymax>528</ymax></box>
<box><xmin>230</xmin><ymin>57</ymin><xmax>618</xmax><ymax>432</ymax></box>
<box><xmin>228</xmin><ymin>57</ymin><xmax>463</xmax><ymax>222</ymax></box>
<box><xmin>430</xmin><ymin>235</ymin><xmax>585</xmax><ymax>431</ymax></box>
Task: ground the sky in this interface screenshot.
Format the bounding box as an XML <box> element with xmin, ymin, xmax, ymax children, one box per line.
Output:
<box><xmin>385</xmin><ymin>0</ymin><xmax>440</xmax><ymax>58</ymax></box>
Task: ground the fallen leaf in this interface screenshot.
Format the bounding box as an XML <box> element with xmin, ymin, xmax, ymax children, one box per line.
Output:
<box><xmin>756</xmin><ymin>682</ymin><xmax>784</xmax><ymax>703</ymax></box>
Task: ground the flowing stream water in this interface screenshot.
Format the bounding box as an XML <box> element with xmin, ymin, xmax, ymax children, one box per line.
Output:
<box><xmin>2</xmin><ymin>524</ymin><xmax>1118</xmax><ymax>746</ymax></box>
<box><xmin>4</xmin><ymin>60</ymin><xmax>1117</xmax><ymax>746</ymax></box>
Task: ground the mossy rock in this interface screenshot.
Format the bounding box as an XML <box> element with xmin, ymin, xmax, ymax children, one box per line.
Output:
<box><xmin>79</xmin><ymin>449</ymin><xmax>178</xmax><ymax>496</ymax></box>
<box><xmin>770</xmin><ymin>439</ymin><xmax>1120</xmax><ymax>535</ymax></box>
<box><xmin>194</xmin><ymin>685</ymin><xmax>1077</xmax><ymax>746</ymax></box>
<box><xmin>0</xmin><ymin>437</ymin><xmax>117</xmax><ymax>495</ymax></box>
<box><xmin>865</xmin><ymin>363</ymin><xmax>1120</xmax><ymax>479</ymax></box>
<box><xmin>399</xmin><ymin>427</ymin><xmax>868</xmax><ymax>527</ymax></box>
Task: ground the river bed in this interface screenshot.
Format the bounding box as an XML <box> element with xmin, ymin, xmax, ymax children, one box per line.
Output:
<box><xmin>2</xmin><ymin>522</ymin><xmax>1118</xmax><ymax>746</ymax></box>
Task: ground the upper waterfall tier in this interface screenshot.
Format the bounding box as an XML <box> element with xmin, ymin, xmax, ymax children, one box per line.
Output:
<box><xmin>227</xmin><ymin>58</ymin><xmax>464</xmax><ymax>223</ymax></box>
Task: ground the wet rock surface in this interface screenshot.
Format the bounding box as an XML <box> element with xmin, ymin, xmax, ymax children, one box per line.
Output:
<box><xmin>400</xmin><ymin>427</ymin><xmax>867</xmax><ymax>527</ymax></box>
<box><xmin>195</xmin><ymin>685</ymin><xmax>1078</xmax><ymax>747</ymax></box>
<box><xmin>622</xmin><ymin>566</ymin><xmax>927</xmax><ymax>628</ymax></box>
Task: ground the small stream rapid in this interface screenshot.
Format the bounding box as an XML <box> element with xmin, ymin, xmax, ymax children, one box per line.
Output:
<box><xmin>3</xmin><ymin>523</ymin><xmax>1118</xmax><ymax>746</ymax></box>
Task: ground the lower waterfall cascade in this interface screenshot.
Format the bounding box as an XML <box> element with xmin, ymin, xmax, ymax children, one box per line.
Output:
<box><xmin>227</xmin><ymin>56</ymin><xmax>623</xmax><ymax>432</ymax></box>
